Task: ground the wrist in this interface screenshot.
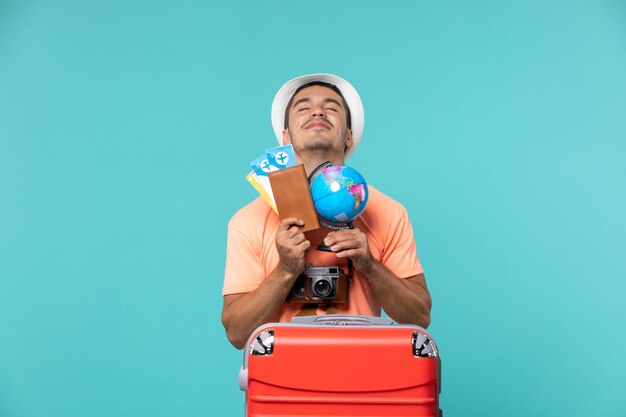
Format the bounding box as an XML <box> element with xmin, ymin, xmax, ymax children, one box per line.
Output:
<box><xmin>356</xmin><ymin>257</ymin><xmax>377</xmax><ymax>275</ymax></box>
<box><xmin>275</xmin><ymin>262</ymin><xmax>299</xmax><ymax>283</ymax></box>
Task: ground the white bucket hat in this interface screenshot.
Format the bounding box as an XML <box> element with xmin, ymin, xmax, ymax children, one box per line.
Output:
<box><xmin>271</xmin><ymin>74</ymin><xmax>364</xmax><ymax>161</ymax></box>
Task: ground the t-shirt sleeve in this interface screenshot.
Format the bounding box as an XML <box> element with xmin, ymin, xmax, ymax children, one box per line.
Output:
<box><xmin>222</xmin><ymin>224</ymin><xmax>266</xmax><ymax>296</ymax></box>
<box><xmin>380</xmin><ymin>207</ymin><xmax>424</xmax><ymax>278</ymax></box>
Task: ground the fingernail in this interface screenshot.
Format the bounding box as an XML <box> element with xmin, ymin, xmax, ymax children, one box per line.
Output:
<box><xmin>330</xmin><ymin>245</ymin><xmax>337</xmax><ymax>252</ymax></box>
<box><xmin>324</xmin><ymin>238</ymin><xmax>331</xmax><ymax>245</ymax></box>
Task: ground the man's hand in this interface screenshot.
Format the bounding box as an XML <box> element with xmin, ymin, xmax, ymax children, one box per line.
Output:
<box><xmin>324</xmin><ymin>227</ymin><xmax>431</xmax><ymax>327</ymax></box>
<box><xmin>324</xmin><ymin>227</ymin><xmax>373</xmax><ymax>272</ymax></box>
<box><xmin>276</xmin><ymin>217</ymin><xmax>310</xmax><ymax>276</ymax></box>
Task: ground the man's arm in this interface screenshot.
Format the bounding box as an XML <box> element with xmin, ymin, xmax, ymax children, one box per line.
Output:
<box><xmin>221</xmin><ymin>218</ymin><xmax>309</xmax><ymax>349</ymax></box>
<box><xmin>222</xmin><ymin>265</ymin><xmax>296</xmax><ymax>349</ymax></box>
<box><xmin>324</xmin><ymin>228</ymin><xmax>432</xmax><ymax>327</ymax></box>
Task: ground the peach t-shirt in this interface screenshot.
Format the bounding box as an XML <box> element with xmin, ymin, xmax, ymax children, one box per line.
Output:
<box><xmin>223</xmin><ymin>185</ymin><xmax>423</xmax><ymax>322</ymax></box>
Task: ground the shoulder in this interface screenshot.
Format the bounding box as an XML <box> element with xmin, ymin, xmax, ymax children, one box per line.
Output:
<box><xmin>357</xmin><ymin>185</ymin><xmax>413</xmax><ymax>238</ymax></box>
<box><xmin>364</xmin><ymin>185</ymin><xmax>408</xmax><ymax>220</ymax></box>
<box><xmin>228</xmin><ymin>197</ymin><xmax>278</xmax><ymax>236</ymax></box>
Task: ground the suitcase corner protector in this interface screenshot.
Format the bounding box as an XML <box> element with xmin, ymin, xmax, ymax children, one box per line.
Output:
<box><xmin>238</xmin><ymin>366</ymin><xmax>248</xmax><ymax>391</ymax></box>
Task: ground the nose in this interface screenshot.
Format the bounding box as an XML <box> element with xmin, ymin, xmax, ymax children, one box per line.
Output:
<box><xmin>310</xmin><ymin>103</ymin><xmax>325</xmax><ymax>118</ymax></box>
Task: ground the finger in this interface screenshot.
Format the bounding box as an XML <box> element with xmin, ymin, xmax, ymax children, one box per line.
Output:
<box><xmin>285</xmin><ymin>225</ymin><xmax>305</xmax><ymax>239</ymax></box>
<box><xmin>280</xmin><ymin>217</ymin><xmax>304</xmax><ymax>230</ymax></box>
<box><xmin>336</xmin><ymin>248</ymin><xmax>358</xmax><ymax>258</ymax></box>
<box><xmin>297</xmin><ymin>240</ymin><xmax>311</xmax><ymax>251</ymax></box>
<box><xmin>330</xmin><ymin>239</ymin><xmax>361</xmax><ymax>252</ymax></box>
<box><xmin>290</xmin><ymin>233</ymin><xmax>307</xmax><ymax>245</ymax></box>
<box><xmin>324</xmin><ymin>232</ymin><xmax>341</xmax><ymax>246</ymax></box>
<box><xmin>324</xmin><ymin>229</ymin><xmax>361</xmax><ymax>246</ymax></box>
<box><xmin>277</xmin><ymin>223</ymin><xmax>303</xmax><ymax>239</ymax></box>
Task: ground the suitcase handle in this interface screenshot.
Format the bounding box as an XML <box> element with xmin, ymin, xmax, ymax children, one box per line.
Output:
<box><xmin>291</xmin><ymin>314</ymin><xmax>394</xmax><ymax>326</ymax></box>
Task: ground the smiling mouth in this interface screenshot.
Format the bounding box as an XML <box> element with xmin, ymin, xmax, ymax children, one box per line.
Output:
<box><xmin>305</xmin><ymin>121</ymin><xmax>331</xmax><ymax>129</ymax></box>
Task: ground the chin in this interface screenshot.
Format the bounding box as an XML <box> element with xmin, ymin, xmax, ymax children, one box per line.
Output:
<box><xmin>305</xmin><ymin>142</ymin><xmax>334</xmax><ymax>153</ymax></box>
<box><xmin>293</xmin><ymin>135</ymin><xmax>345</xmax><ymax>155</ymax></box>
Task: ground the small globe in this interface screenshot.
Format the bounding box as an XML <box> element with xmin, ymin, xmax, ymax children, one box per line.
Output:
<box><xmin>310</xmin><ymin>165</ymin><xmax>369</xmax><ymax>225</ymax></box>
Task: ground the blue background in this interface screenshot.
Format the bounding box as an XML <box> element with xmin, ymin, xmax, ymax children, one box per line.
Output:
<box><xmin>1</xmin><ymin>1</ymin><xmax>625</xmax><ymax>416</ymax></box>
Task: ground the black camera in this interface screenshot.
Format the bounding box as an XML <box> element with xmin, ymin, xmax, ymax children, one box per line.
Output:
<box><xmin>286</xmin><ymin>265</ymin><xmax>350</xmax><ymax>304</ymax></box>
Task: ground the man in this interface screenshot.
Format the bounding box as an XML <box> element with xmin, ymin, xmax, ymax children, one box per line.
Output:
<box><xmin>222</xmin><ymin>74</ymin><xmax>431</xmax><ymax>349</ymax></box>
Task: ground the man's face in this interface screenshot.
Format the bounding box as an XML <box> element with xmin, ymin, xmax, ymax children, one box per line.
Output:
<box><xmin>283</xmin><ymin>85</ymin><xmax>353</xmax><ymax>158</ymax></box>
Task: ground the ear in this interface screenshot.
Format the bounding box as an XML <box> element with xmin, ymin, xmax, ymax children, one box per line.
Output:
<box><xmin>282</xmin><ymin>129</ymin><xmax>292</xmax><ymax>145</ymax></box>
<box><xmin>344</xmin><ymin>129</ymin><xmax>353</xmax><ymax>149</ymax></box>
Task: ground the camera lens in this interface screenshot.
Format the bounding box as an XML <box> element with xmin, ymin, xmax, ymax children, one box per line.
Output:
<box><xmin>313</xmin><ymin>278</ymin><xmax>333</xmax><ymax>298</ymax></box>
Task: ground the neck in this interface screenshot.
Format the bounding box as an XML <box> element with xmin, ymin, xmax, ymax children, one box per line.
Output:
<box><xmin>297</xmin><ymin>152</ymin><xmax>345</xmax><ymax>176</ymax></box>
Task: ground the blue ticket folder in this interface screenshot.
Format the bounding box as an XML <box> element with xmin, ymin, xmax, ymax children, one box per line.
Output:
<box><xmin>266</xmin><ymin>144</ymin><xmax>296</xmax><ymax>170</ymax></box>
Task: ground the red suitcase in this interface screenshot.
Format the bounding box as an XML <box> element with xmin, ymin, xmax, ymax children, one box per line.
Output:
<box><xmin>238</xmin><ymin>315</ymin><xmax>441</xmax><ymax>417</ymax></box>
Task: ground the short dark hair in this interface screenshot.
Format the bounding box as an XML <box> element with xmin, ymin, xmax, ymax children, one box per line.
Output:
<box><xmin>284</xmin><ymin>81</ymin><xmax>352</xmax><ymax>129</ymax></box>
